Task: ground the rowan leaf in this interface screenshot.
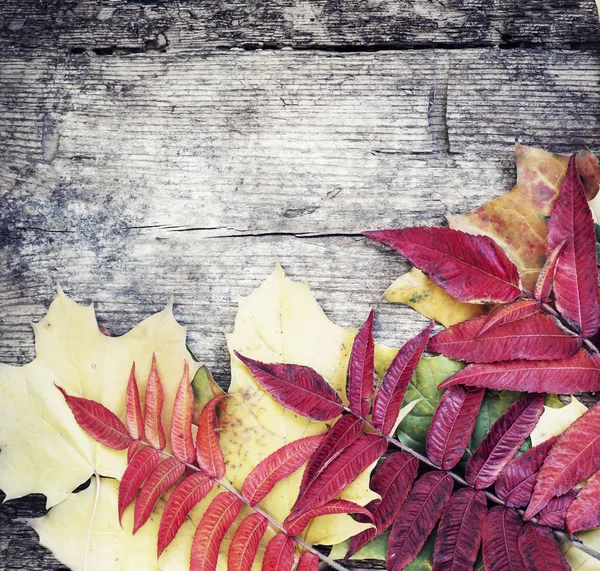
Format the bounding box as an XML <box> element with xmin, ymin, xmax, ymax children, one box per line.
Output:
<box><xmin>144</xmin><ymin>355</ymin><xmax>167</xmax><ymax>450</ymax></box>
<box><xmin>196</xmin><ymin>394</ymin><xmax>228</xmax><ymax>479</ymax></box>
<box><xmin>518</xmin><ymin>523</ymin><xmax>571</xmax><ymax>570</ymax></box>
<box><xmin>262</xmin><ymin>534</ymin><xmax>294</xmax><ymax>571</ymax></box>
<box><xmin>567</xmin><ymin>470</ymin><xmax>600</xmax><ymax>533</ymax></box>
<box><xmin>170</xmin><ymin>361</ymin><xmax>195</xmax><ymax>464</ymax></box>
<box><xmin>284</xmin><ymin>500</ymin><xmax>373</xmax><ymax>535</ymax></box>
<box><xmin>365</xmin><ymin>226</ymin><xmax>521</xmax><ymax>303</ymax></box>
<box><xmin>537</xmin><ymin>489</ymin><xmax>579</xmax><ymax>530</ymax></box>
<box><xmin>118</xmin><ymin>447</ymin><xmax>161</xmax><ymax>523</ymax></box>
<box><xmin>227</xmin><ymin>512</ymin><xmax>268</xmax><ymax>571</ymax></box>
<box><xmin>482</xmin><ymin>506</ymin><xmax>525</xmax><ymax>571</ymax></box>
<box><xmin>347</xmin><ymin>309</ymin><xmax>375</xmax><ymax>417</ymax></box>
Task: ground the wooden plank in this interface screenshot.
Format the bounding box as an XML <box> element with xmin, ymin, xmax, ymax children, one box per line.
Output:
<box><xmin>1</xmin><ymin>0</ymin><xmax>599</xmax><ymax>52</ymax></box>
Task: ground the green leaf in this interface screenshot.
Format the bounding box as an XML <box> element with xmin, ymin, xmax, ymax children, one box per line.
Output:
<box><xmin>191</xmin><ymin>364</ymin><xmax>224</xmax><ymax>422</ymax></box>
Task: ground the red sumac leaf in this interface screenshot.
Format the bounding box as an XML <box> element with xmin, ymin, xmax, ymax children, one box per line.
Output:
<box><xmin>526</xmin><ymin>401</ymin><xmax>600</xmax><ymax>519</ymax></box>
<box><xmin>133</xmin><ymin>457</ymin><xmax>185</xmax><ymax>533</ymax></box>
<box><xmin>537</xmin><ymin>489</ymin><xmax>579</xmax><ymax>530</ymax></box>
<box><xmin>567</xmin><ymin>469</ymin><xmax>600</xmax><ymax>533</ymax></box>
<box><xmin>465</xmin><ymin>393</ymin><xmax>544</xmax><ymax>490</ymax></box>
<box><xmin>534</xmin><ymin>240</ymin><xmax>567</xmax><ymax>303</ymax></box>
<box><xmin>426</xmin><ymin>386</ymin><xmax>485</xmax><ymax>470</ymax></box>
<box><xmin>348</xmin><ymin>309</ymin><xmax>375</xmax><ymax>417</ymax></box>
<box><xmin>495</xmin><ymin>437</ymin><xmax>557</xmax><ymax>508</ymax></box>
<box><xmin>432</xmin><ymin>488</ymin><xmax>487</xmax><ymax>571</ymax></box>
<box><xmin>438</xmin><ymin>349</ymin><xmax>600</xmax><ymax>393</ymax></box>
<box><xmin>387</xmin><ymin>471</ymin><xmax>453</xmax><ymax>571</ymax></box>
<box><xmin>196</xmin><ymin>395</ymin><xmax>228</xmax><ymax>479</ymax></box>
<box><xmin>128</xmin><ymin>440</ymin><xmax>141</xmax><ymax>464</ymax></box>
<box><xmin>126</xmin><ymin>363</ymin><xmax>144</xmax><ymax>441</ymax></box>
<box><xmin>372</xmin><ymin>323</ymin><xmax>433</xmax><ymax>435</ymax></box>
<box><xmin>190</xmin><ymin>492</ymin><xmax>242</xmax><ymax>571</ymax></box>
<box><xmin>144</xmin><ymin>354</ymin><xmax>166</xmax><ymax>449</ymax></box>
<box><xmin>477</xmin><ymin>299</ymin><xmax>540</xmax><ymax>336</ymax></box>
<box><xmin>118</xmin><ymin>447</ymin><xmax>160</xmax><ymax>523</ymax></box>
<box><xmin>346</xmin><ymin>452</ymin><xmax>419</xmax><ymax>559</ymax></box>
<box><xmin>227</xmin><ymin>512</ymin><xmax>268</xmax><ymax>571</ymax></box>
<box><xmin>262</xmin><ymin>534</ymin><xmax>294</xmax><ymax>571</ymax></box>
<box><xmin>171</xmin><ymin>361</ymin><xmax>195</xmax><ymax>464</ymax></box>
<box><xmin>428</xmin><ymin>312</ymin><xmax>580</xmax><ymax>363</ymax></box>
<box><xmin>482</xmin><ymin>506</ymin><xmax>525</xmax><ymax>571</ymax></box>
<box><xmin>235</xmin><ymin>352</ymin><xmax>344</xmax><ymax>421</ymax></box>
<box><xmin>518</xmin><ymin>523</ymin><xmax>570</xmax><ymax>571</ymax></box>
<box><xmin>242</xmin><ymin>434</ymin><xmax>324</xmax><ymax>507</ymax></box>
<box><xmin>158</xmin><ymin>472</ymin><xmax>214</xmax><ymax>557</ymax></box>
<box><xmin>364</xmin><ymin>226</ymin><xmax>521</xmax><ymax>303</ymax></box>
<box><xmin>284</xmin><ymin>499</ymin><xmax>372</xmax><ymax>535</ymax></box>
<box><xmin>57</xmin><ymin>385</ymin><xmax>131</xmax><ymax>450</ymax></box>
<box><xmin>296</xmin><ymin>553</ymin><xmax>319</xmax><ymax>571</ymax></box>
<box><xmin>546</xmin><ymin>155</ymin><xmax>600</xmax><ymax>337</ymax></box>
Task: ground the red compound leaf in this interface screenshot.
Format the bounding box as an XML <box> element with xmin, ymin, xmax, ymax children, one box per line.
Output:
<box><xmin>118</xmin><ymin>447</ymin><xmax>160</xmax><ymax>523</ymax></box>
<box><xmin>227</xmin><ymin>513</ymin><xmax>268</xmax><ymax>571</ymax></box>
<box><xmin>518</xmin><ymin>523</ymin><xmax>570</xmax><ymax>570</ymax></box>
<box><xmin>196</xmin><ymin>395</ymin><xmax>228</xmax><ymax>479</ymax></box>
<box><xmin>126</xmin><ymin>363</ymin><xmax>144</xmax><ymax>441</ymax></box>
<box><xmin>284</xmin><ymin>500</ymin><xmax>372</xmax><ymax>535</ymax></box>
<box><xmin>347</xmin><ymin>309</ymin><xmax>375</xmax><ymax>417</ymax></box>
<box><xmin>567</xmin><ymin>469</ymin><xmax>600</xmax><ymax>533</ymax></box>
<box><xmin>482</xmin><ymin>506</ymin><xmax>525</xmax><ymax>571</ymax></box>
<box><xmin>144</xmin><ymin>354</ymin><xmax>166</xmax><ymax>450</ymax></box>
<box><xmin>170</xmin><ymin>361</ymin><xmax>195</xmax><ymax>464</ymax></box>
<box><xmin>537</xmin><ymin>490</ymin><xmax>579</xmax><ymax>530</ymax></box>
<box><xmin>262</xmin><ymin>534</ymin><xmax>295</xmax><ymax>571</ymax></box>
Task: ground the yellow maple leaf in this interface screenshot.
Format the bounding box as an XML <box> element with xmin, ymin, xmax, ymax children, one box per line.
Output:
<box><xmin>530</xmin><ymin>398</ymin><xmax>588</xmax><ymax>447</ymax></box>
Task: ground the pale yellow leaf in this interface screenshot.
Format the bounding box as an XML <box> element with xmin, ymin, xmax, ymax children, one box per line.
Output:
<box><xmin>530</xmin><ymin>398</ymin><xmax>588</xmax><ymax>446</ymax></box>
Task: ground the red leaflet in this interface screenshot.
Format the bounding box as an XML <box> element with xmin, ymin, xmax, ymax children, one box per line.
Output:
<box><xmin>297</xmin><ymin>415</ymin><xmax>362</xmax><ymax>505</ymax></box>
<box><xmin>438</xmin><ymin>349</ymin><xmax>600</xmax><ymax>393</ymax></box>
<box><xmin>347</xmin><ymin>309</ymin><xmax>375</xmax><ymax>417</ymax></box>
<box><xmin>242</xmin><ymin>434</ymin><xmax>324</xmax><ymax>507</ymax></box>
<box><xmin>477</xmin><ymin>299</ymin><xmax>540</xmax><ymax>336</ymax></box>
<box><xmin>296</xmin><ymin>553</ymin><xmax>319</xmax><ymax>571</ymax></box>
<box><xmin>144</xmin><ymin>355</ymin><xmax>166</xmax><ymax>449</ymax></box>
<box><xmin>495</xmin><ymin>437</ymin><xmax>557</xmax><ymax>508</ymax></box>
<box><xmin>546</xmin><ymin>155</ymin><xmax>600</xmax><ymax>337</ymax></box>
<box><xmin>518</xmin><ymin>523</ymin><xmax>570</xmax><ymax>571</ymax></box>
<box><xmin>170</xmin><ymin>361</ymin><xmax>195</xmax><ymax>464</ymax></box>
<box><xmin>57</xmin><ymin>385</ymin><xmax>131</xmax><ymax>450</ymax></box>
<box><xmin>118</xmin><ymin>447</ymin><xmax>160</xmax><ymax>523</ymax></box>
<box><xmin>567</xmin><ymin>469</ymin><xmax>600</xmax><ymax>533</ymax></box>
<box><xmin>526</xmin><ymin>402</ymin><xmax>600</xmax><ymax>519</ymax></box>
<box><xmin>133</xmin><ymin>457</ymin><xmax>185</xmax><ymax>533</ymax></box>
<box><xmin>432</xmin><ymin>488</ymin><xmax>487</xmax><ymax>571</ymax></box>
<box><xmin>364</xmin><ymin>227</ymin><xmax>521</xmax><ymax>303</ymax></box>
<box><xmin>262</xmin><ymin>534</ymin><xmax>294</xmax><ymax>571</ymax></box>
<box><xmin>387</xmin><ymin>471</ymin><xmax>453</xmax><ymax>571</ymax></box>
<box><xmin>235</xmin><ymin>352</ymin><xmax>344</xmax><ymax>421</ymax></box>
<box><xmin>534</xmin><ymin>240</ymin><xmax>567</xmax><ymax>303</ymax></box>
<box><xmin>284</xmin><ymin>499</ymin><xmax>373</xmax><ymax>535</ymax></box>
<box><xmin>158</xmin><ymin>472</ymin><xmax>214</xmax><ymax>557</ymax></box>
<box><xmin>292</xmin><ymin>434</ymin><xmax>387</xmax><ymax>517</ymax></box>
<box><xmin>426</xmin><ymin>386</ymin><xmax>485</xmax><ymax>470</ymax></box>
<box><xmin>347</xmin><ymin>452</ymin><xmax>418</xmax><ymax>559</ymax></box>
<box><xmin>428</xmin><ymin>312</ymin><xmax>580</xmax><ymax>363</ymax></box>
<box><xmin>126</xmin><ymin>363</ymin><xmax>144</xmax><ymax>441</ymax></box>
<box><xmin>537</xmin><ymin>490</ymin><xmax>579</xmax><ymax>529</ymax></box>
<box><xmin>482</xmin><ymin>507</ymin><xmax>525</xmax><ymax>571</ymax></box>
<box><xmin>128</xmin><ymin>440</ymin><xmax>141</xmax><ymax>463</ymax></box>
<box><xmin>190</xmin><ymin>492</ymin><xmax>242</xmax><ymax>571</ymax></box>
<box><xmin>227</xmin><ymin>513</ymin><xmax>268</xmax><ymax>571</ymax></box>
<box><xmin>372</xmin><ymin>323</ymin><xmax>433</xmax><ymax>436</ymax></box>
<box><xmin>196</xmin><ymin>395</ymin><xmax>227</xmax><ymax>479</ymax></box>
<box><xmin>465</xmin><ymin>393</ymin><xmax>544</xmax><ymax>490</ymax></box>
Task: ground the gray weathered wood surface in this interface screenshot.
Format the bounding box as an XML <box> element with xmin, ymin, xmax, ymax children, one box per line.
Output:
<box><xmin>0</xmin><ymin>0</ymin><xmax>599</xmax><ymax>568</ymax></box>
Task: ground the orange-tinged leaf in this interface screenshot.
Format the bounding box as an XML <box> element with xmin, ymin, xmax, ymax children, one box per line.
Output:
<box><xmin>348</xmin><ymin>309</ymin><xmax>375</xmax><ymax>417</ymax></box>
<box><xmin>262</xmin><ymin>534</ymin><xmax>294</xmax><ymax>571</ymax></box>
<box><xmin>126</xmin><ymin>363</ymin><xmax>144</xmax><ymax>441</ymax></box>
<box><xmin>171</xmin><ymin>361</ymin><xmax>195</xmax><ymax>464</ymax></box>
<box><xmin>118</xmin><ymin>447</ymin><xmax>160</xmax><ymax>523</ymax></box>
<box><xmin>144</xmin><ymin>354</ymin><xmax>166</xmax><ymax>450</ymax></box>
<box><xmin>190</xmin><ymin>492</ymin><xmax>242</xmax><ymax>571</ymax></box>
<box><xmin>227</xmin><ymin>513</ymin><xmax>268</xmax><ymax>571</ymax></box>
<box><xmin>196</xmin><ymin>395</ymin><xmax>228</xmax><ymax>479</ymax></box>
<box><xmin>284</xmin><ymin>499</ymin><xmax>373</xmax><ymax>536</ymax></box>
<box><xmin>296</xmin><ymin>552</ymin><xmax>319</xmax><ymax>571</ymax></box>
<box><xmin>242</xmin><ymin>434</ymin><xmax>324</xmax><ymax>507</ymax></box>
<box><xmin>157</xmin><ymin>471</ymin><xmax>213</xmax><ymax>557</ymax></box>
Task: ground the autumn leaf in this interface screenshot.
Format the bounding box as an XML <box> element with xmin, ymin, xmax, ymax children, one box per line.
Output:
<box><xmin>530</xmin><ymin>398</ymin><xmax>587</xmax><ymax>446</ymax></box>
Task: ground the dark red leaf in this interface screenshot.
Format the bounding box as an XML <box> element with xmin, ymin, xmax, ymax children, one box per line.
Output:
<box><xmin>262</xmin><ymin>534</ymin><xmax>294</xmax><ymax>571</ymax></box>
<box><xmin>196</xmin><ymin>395</ymin><xmax>227</xmax><ymax>479</ymax></box>
<box><xmin>428</xmin><ymin>312</ymin><xmax>580</xmax><ymax>363</ymax></box>
<box><xmin>364</xmin><ymin>226</ymin><xmax>521</xmax><ymax>303</ymax></box>
<box><xmin>546</xmin><ymin>155</ymin><xmax>600</xmax><ymax>337</ymax></box>
<box><xmin>567</xmin><ymin>469</ymin><xmax>600</xmax><ymax>533</ymax></box>
<box><xmin>426</xmin><ymin>386</ymin><xmax>485</xmax><ymax>470</ymax></box>
<box><xmin>235</xmin><ymin>352</ymin><xmax>344</xmax><ymax>421</ymax></box>
<box><xmin>296</xmin><ymin>553</ymin><xmax>319</xmax><ymax>571</ymax></box>
<box><xmin>387</xmin><ymin>471</ymin><xmax>453</xmax><ymax>571</ymax></box>
<box><xmin>477</xmin><ymin>299</ymin><xmax>540</xmax><ymax>336</ymax></box>
<box><xmin>297</xmin><ymin>415</ymin><xmax>363</xmax><ymax>505</ymax></box>
<box><xmin>481</xmin><ymin>506</ymin><xmax>525</xmax><ymax>571</ymax></box>
<box><xmin>292</xmin><ymin>434</ymin><xmax>387</xmax><ymax>517</ymax></box>
<box><xmin>346</xmin><ymin>452</ymin><xmax>419</xmax><ymax>559</ymax></box>
<box><xmin>526</xmin><ymin>401</ymin><xmax>600</xmax><ymax>519</ymax></box>
<box><xmin>284</xmin><ymin>499</ymin><xmax>373</xmax><ymax>535</ymax></box>
<box><xmin>190</xmin><ymin>492</ymin><xmax>242</xmax><ymax>571</ymax></box>
<box><xmin>465</xmin><ymin>393</ymin><xmax>544</xmax><ymax>490</ymax></box>
<box><xmin>57</xmin><ymin>385</ymin><xmax>131</xmax><ymax>450</ymax></box>
<box><xmin>158</xmin><ymin>472</ymin><xmax>214</xmax><ymax>557</ymax></box>
<box><xmin>118</xmin><ymin>447</ymin><xmax>160</xmax><ymax>523</ymax></box>
<box><xmin>170</xmin><ymin>361</ymin><xmax>195</xmax><ymax>464</ymax></box>
<box><xmin>372</xmin><ymin>323</ymin><xmax>433</xmax><ymax>436</ymax></box>
<box><xmin>348</xmin><ymin>309</ymin><xmax>375</xmax><ymax>417</ymax></box>
<box><xmin>144</xmin><ymin>354</ymin><xmax>166</xmax><ymax>449</ymax></box>
<box><xmin>432</xmin><ymin>488</ymin><xmax>487</xmax><ymax>571</ymax></box>
<box><xmin>227</xmin><ymin>513</ymin><xmax>268</xmax><ymax>571</ymax></box>
<box><xmin>534</xmin><ymin>240</ymin><xmax>567</xmax><ymax>303</ymax></box>
<box><xmin>537</xmin><ymin>490</ymin><xmax>579</xmax><ymax>530</ymax></box>
<box><xmin>518</xmin><ymin>523</ymin><xmax>570</xmax><ymax>570</ymax></box>
<box><xmin>126</xmin><ymin>363</ymin><xmax>144</xmax><ymax>441</ymax></box>
<box><xmin>495</xmin><ymin>437</ymin><xmax>557</xmax><ymax>508</ymax></box>
<box><xmin>438</xmin><ymin>349</ymin><xmax>600</xmax><ymax>393</ymax></box>
<box><xmin>242</xmin><ymin>434</ymin><xmax>324</xmax><ymax>507</ymax></box>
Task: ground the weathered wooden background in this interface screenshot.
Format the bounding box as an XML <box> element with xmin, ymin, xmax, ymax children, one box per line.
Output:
<box><xmin>1</xmin><ymin>0</ymin><xmax>599</xmax><ymax>568</ymax></box>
